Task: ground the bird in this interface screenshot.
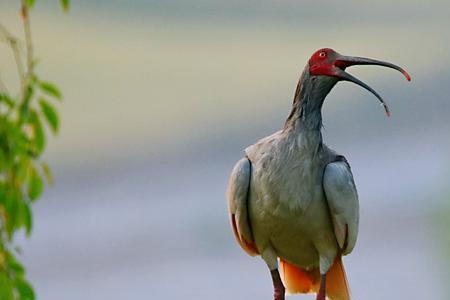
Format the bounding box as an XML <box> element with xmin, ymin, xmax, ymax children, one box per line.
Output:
<box><xmin>226</xmin><ymin>48</ymin><xmax>410</xmax><ymax>300</ymax></box>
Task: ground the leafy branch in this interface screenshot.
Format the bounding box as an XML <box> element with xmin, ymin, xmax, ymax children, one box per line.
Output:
<box><xmin>0</xmin><ymin>1</ymin><xmax>69</xmax><ymax>299</ymax></box>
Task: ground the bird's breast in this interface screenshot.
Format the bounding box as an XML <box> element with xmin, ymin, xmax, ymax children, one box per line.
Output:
<box><xmin>249</xmin><ymin>148</ymin><xmax>324</xmax><ymax>217</ymax></box>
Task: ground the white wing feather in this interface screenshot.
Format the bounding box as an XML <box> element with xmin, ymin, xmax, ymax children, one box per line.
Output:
<box><xmin>323</xmin><ymin>161</ymin><xmax>359</xmax><ymax>255</ymax></box>
<box><xmin>226</xmin><ymin>157</ymin><xmax>258</xmax><ymax>256</ymax></box>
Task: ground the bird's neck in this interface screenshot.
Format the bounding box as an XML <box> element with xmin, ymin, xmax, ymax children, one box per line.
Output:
<box><xmin>284</xmin><ymin>69</ymin><xmax>337</xmax><ymax>146</ymax></box>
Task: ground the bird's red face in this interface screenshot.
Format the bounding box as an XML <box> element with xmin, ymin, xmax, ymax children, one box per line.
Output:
<box><xmin>308</xmin><ymin>48</ymin><xmax>411</xmax><ymax>116</ymax></box>
<box><xmin>308</xmin><ymin>48</ymin><xmax>340</xmax><ymax>76</ymax></box>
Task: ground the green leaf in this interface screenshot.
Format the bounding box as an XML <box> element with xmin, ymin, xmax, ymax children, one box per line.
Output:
<box><xmin>60</xmin><ymin>0</ymin><xmax>70</xmax><ymax>12</ymax></box>
<box><xmin>41</xmin><ymin>162</ymin><xmax>54</xmax><ymax>185</ymax></box>
<box><xmin>15</xmin><ymin>279</ymin><xmax>35</xmax><ymax>300</ymax></box>
<box><xmin>39</xmin><ymin>81</ymin><xmax>62</xmax><ymax>100</ymax></box>
<box><xmin>0</xmin><ymin>94</ymin><xmax>14</xmax><ymax>108</ymax></box>
<box><xmin>0</xmin><ymin>273</ymin><xmax>14</xmax><ymax>300</ymax></box>
<box><xmin>16</xmin><ymin>158</ymin><xmax>31</xmax><ymax>183</ymax></box>
<box><xmin>22</xmin><ymin>85</ymin><xmax>34</xmax><ymax>104</ymax></box>
<box><xmin>9</xmin><ymin>257</ymin><xmax>25</xmax><ymax>277</ymax></box>
<box><xmin>20</xmin><ymin>86</ymin><xmax>35</xmax><ymax>122</ymax></box>
<box><xmin>39</xmin><ymin>99</ymin><xmax>59</xmax><ymax>134</ymax></box>
<box><xmin>22</xmin><ymin>202</ymin><xmax>33</xmax><ymax>236</ymax></box>
<box><xmin>30</xmin><ymin>111</ymin><xmax>46</xmax><ymax>154</ymax></box>
<box><xmin>4</xmin><ymin>191</ymin><xmax>20</xmax><ymax>237</ymax></box>
<box><xmin>28</xmin><ymin>165</ymin><xmax>43</xmax><ymax>201</ymax></box>
<box><xmin>25</xmin><ymin>0</ymin><xmax>36</xmax><ymax>9</ymax></box>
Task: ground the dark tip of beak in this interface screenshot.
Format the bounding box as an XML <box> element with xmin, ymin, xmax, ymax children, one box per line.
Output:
<box><xmin>402</xmin><ymin>70</ymin><xmax>412</xmax><ymax>82</ymax></box>
<box><xmin>384</xmin><ymin>104</ymin><xmax>391</xmax><ymax>117</ymax></box>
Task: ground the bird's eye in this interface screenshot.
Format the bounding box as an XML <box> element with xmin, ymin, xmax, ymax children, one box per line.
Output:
<box><xmin>319</xmin><ymin>52</ymin><xmax>326</xmax><ymax>58</ymax></box>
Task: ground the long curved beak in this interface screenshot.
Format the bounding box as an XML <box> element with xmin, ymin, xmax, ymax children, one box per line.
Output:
<box><xmin>332</xmin><ymin>55</ymin><xmax>411</xmax><ymax>117</ymax></box>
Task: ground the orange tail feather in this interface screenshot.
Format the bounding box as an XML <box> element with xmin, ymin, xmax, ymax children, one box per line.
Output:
<box><xmin>279</xmin><ymin>256</ymin><xmax>350</xmax><ymax>300</ymax></box>
<box><xmin>279</xmin><ymin>259</ymin><xmax>320</xmax><ymax>294</ymax></box>
<box><xmin>327</xmin><ymin>256</ymin><xmax>350</xmax><ymax>300</ymax></box>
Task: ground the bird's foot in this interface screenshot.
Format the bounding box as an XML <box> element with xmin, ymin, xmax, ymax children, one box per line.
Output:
<box><xmin>274</xmin><ymin>285</ymin><xmax>285</xmax><ymax>300</ymax></box>
<box><xmin>271</xmin><ymin>269</ymin><xmax>285</xmax><ymax>300</ymax></box>
<box><xmin>315</xmin><ymin>274</ymin><xmax>327</xmax><ymax>300</ymax></box>
<box><xmin>315</xmin><ymin>293</ymin><xmax>325</xmax><ymax>300</ymax></box>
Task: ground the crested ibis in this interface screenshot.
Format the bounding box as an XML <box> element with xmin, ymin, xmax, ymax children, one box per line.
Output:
<box><xmin>226</xmin><ymin>48</ymin><xmax>410</xmax><ymax>300</ymax></box>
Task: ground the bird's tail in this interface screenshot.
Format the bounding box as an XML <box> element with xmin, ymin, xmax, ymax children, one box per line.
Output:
<box><xmin>279</xmin><ymin>258</ymin><xmax>320</xmax><ymax>294</ymax></box>
<box><xmin>327</xmin><ymin>256</ymin><xmax>350</xmax><ymax>300</ymax></box>
<box><xmin>279</xmin><ymin>256</ymin><xmax>350</xmax><ymax>300</ymax></box>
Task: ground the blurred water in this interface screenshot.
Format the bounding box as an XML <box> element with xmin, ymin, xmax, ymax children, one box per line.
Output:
<box><xmin>1</xmin><ymin>1</ymin><xmax>450</xmax><ymax>299</ymax></box>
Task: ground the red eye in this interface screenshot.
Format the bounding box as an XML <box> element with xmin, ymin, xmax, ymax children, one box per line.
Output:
<box><xmin>319</xmin><ymin>51</ymin><xmax>326</xmax><ymax>58</ymax></box>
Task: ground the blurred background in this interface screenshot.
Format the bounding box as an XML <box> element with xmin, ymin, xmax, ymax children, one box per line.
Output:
<box><xmin>1</xmin><ymin>0</ymin><xmax>450</xmax><ymax>299</ymax></box>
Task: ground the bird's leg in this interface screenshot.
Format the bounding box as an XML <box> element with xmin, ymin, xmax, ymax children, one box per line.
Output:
<box><xmin>270</xmin><ymin>269</ymin><xmax>285</xmax><ymax>300</ymax></box>
<box><xmin>316</xmin><ymin>274</ymin><xmax>327</xmax><ymax>300</ymax></box>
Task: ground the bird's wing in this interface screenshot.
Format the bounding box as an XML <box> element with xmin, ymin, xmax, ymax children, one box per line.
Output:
<box><xmin>323</xmin><ymin>160</ymin><xmax>359</xmax><ymax>255</ymax></box>
<box><xmin>226</xmin><ymin>157</ymin><xmax>258</xmax><ymax>256</ymax></box>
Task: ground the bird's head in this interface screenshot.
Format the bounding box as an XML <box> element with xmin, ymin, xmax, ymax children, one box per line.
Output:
<box><xmin>307</xmin><ymin>48</ymin><xmax>411</xmax><ymax>116</ymax></box>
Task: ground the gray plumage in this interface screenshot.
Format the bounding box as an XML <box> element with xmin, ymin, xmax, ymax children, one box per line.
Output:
<box><xmin>226</xmin><ymin>48</ymin><xmax>409</xmax><ymax>300</ymax></box>
<box><xmin>227</xmin><ymin>68</ymin><xmax>359</xmax><ymax>275</ymax></box>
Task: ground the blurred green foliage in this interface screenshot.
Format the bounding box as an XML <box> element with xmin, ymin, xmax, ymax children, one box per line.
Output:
<box><xmin>0</xmin><ymin>1</ymin><xmax>68</xmax><ymax>299</ymax></box>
